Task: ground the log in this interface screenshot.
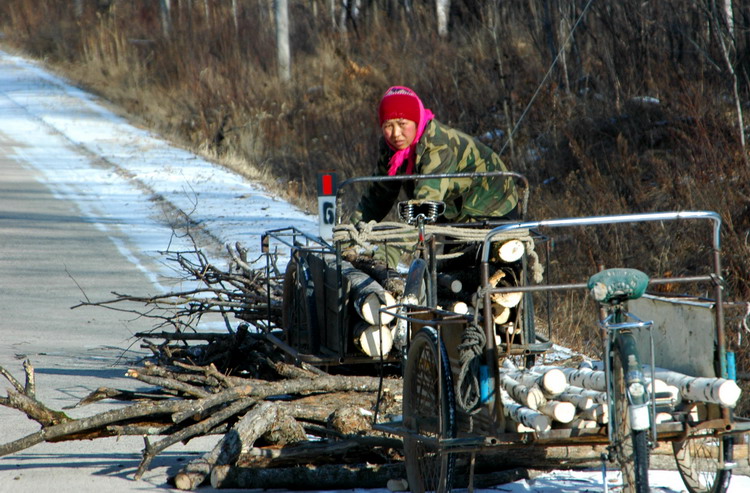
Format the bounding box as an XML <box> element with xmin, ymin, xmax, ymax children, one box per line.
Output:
<box><xmin>327</xmin><ymin>406</ymin><xmax>372</xmax><ymax>436</ymax></box>
<box><xmin>136</xmin><ymin>397</ymin><xmax>256</xmax><ymax>479</ymax></box>
<box><xmin>500</xmin><ymin>389</ymin><xmax>551</xmax><ymax>432</ymax></box>
<box><xmin>647</xmin><ymin>378</ymin><xmax>681</xmax><ymax>407</ymax></box>
<box><xmin>239</xmin><ymin>436</ymin><xmax>403</xmax><ymax>468</ymax></box>
<box><xmin>579</xmin><ymin>403</ymin><xmax>609</xmax><ymax>424</ymax></box>
<box><xmin>505</xmin><ymin>368</ymin><xmax>567</xmax><ymax>396</ymax></box>
<box><xmin>211</xmin><ymin>462</ymin><xmax>406</xmax><ymax>489</ymax></box>
<box><xmin>492</xmin><ymin>291</ymin><xmax>523</xmax><ymax>308</ymax></box>
<box><xmin>655</xmin><ymin>412</ymin><xmax>674</xmax><ymax>424</ymax></box>
<box><xmin>556</xmin><ymin>385</ymin><xmax>607</xmax><ymax>409</ymax></box>
<box><xmin>353</xmin><ymin>322</ymin><xmax>393</xmax><ymax>358</ymax></box>
<box><xmin>499</xmin><ymin>375</ymin><xmax>546</xmax><ymax>410</ymax></box>
<box><xmin>496</xmin><ymin>239</ymin><xmax>525</xmax><ymax>263</ymax></box>
<box><xmin>438</xmin><ymin>273</ymin><xmax>463</xmax><ymax>293</ymax></box>
<box><xmin>645</xmin><ymin>367</ymin><xmax>741</xmax><ymax>407</ymax></box>
<box><xmin>170</xmin><ymin>375</ymin><xmax>401</xmax><ymax>425</ymax></box>
<box><xmin>492</xmin><ymin>304</ymin><xmax>511</xmax><ymax>324</ymax></box>
<box><xmin>448</xmin><ymin>301</ymin><xmax>470</xmax><ymax>315</ymax></box>
<box><xmin>536</xmin><ymin>366</ymin><xmax>607</xmax><ymax>392</ymax></box>
<box><xmin>538</xmin><ymin>400</ymin><xmax>576</xmax><ymax>424</ymax></box>
<box><xmin>488</xmin><ymin>269</ymin><xmax>522</xmax><ymax>307</ymax></box>
<box><xmin>173</xmin><ymin>401</ymin><xmax>281</xmax><ymax>490</ymax></box>
<box><xmin>0</xmin><ymin>398</ymin><xmax>196</xmax><ymax>457</ymax></box>
<box><xmin>342</xmin><ymin>252</ymin><xmax>405</xmax><ymax>297</ymax></box>
<box><xmin>584</xmin><ymin>361</ymin><xmax>738</xmax><ymax>407</ymax></box>
<box><xmin>341</xmin><ymin>261</ymin><xmax>396</xmax><ymax>325</ymax></box>
<box><xmin>568</xmin><ymin>419</ymin><xmax>599</xmax><ymax>430</ymax></box>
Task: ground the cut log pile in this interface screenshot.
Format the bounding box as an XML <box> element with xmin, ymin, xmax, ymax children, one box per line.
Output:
<box><xmin>497</xmin><ymin>359</ymin><xmax>742</xmax><ymax>434</ymax></box>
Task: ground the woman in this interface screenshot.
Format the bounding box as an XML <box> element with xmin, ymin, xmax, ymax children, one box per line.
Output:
<box><xmin>351</xmin><ymin>85</ymin><xmax>519</xmax><ymax>225</ymax></box>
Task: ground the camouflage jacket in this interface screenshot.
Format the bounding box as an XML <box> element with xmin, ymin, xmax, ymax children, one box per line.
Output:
<box><xmin>352</xmin><ymin>119</ymin><xmax>518</xmax><ymax>223</ymax></box>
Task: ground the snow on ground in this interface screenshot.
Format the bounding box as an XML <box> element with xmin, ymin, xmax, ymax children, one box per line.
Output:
<box><xmin>1</xmin><ymin>49</ymin><xmax>748</xmax><ymax>492</ymax></box>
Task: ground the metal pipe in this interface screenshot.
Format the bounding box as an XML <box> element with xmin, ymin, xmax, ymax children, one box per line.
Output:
<box><xmin>481</xmin><ymin>211</ymin><xmax>722</xmax><ymax>262</ymax></box>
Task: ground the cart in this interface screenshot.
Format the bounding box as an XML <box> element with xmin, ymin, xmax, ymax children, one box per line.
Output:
<box><xmin>258</xmin><ymin>172</ymin><xmax>749</xmax><ymax>493</ymax></box>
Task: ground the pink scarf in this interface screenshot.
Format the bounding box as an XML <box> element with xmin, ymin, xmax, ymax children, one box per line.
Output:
<box><xmin>386</xmin><ymin>106</ymin><xmax>435</xmax><ymax>176</ymax></box>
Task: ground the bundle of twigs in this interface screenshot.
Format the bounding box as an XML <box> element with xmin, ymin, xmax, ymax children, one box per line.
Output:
<box><xmin>72</xmin><ymin>243</ymin><xmax>285</xmax><ymax>334</ymax></box>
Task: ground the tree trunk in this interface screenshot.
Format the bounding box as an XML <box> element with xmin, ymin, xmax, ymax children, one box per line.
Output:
<box><xmin>436</xmin><ymin>0</ymin><xmax>450</xmax><ymax>37</ymax></box>
<box><xmin>211</xmin><ymin>462</ymin><xmax>406</xmax><ymax>489</ymax></box>
<box><xmin>160</xmin><ymin>0</ymin><xmax>172</xmax><ymax>37</ymax></box>
<box><xmin>275</xmin><ymin>0</ymin><xmax>291</xmax><ymax>81</ymax></box>
<box><xmin>172</xmin><ymin>401</ymin><xmax>297</xmax><ymax>490</ymax></box>
<box><xmin>500</xmin><ymin>389</ymin><xmax>551</xmax><ymax>432</ymax></box>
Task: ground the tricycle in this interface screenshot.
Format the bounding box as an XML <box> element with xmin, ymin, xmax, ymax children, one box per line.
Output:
<box><xmin>258</xmin><ymin>171</ymin><xmax>749</xmax><ymax>493</ymax></box>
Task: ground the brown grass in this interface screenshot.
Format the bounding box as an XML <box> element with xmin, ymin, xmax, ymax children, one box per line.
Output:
<box><xmin>1</xmin><ymin>0</ymin><xmax>749</xmax><ymax>374</ymax></box>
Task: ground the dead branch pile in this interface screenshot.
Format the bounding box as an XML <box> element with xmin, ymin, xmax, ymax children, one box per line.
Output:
<box><xmin>0</xmin><ymin>336</ymin><xmax>405</xmax><ymax>490</ymax></box>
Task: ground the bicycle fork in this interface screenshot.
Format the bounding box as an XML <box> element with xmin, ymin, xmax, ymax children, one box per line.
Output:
<box><xmin>603</xmin><ymin>310</ymin><xmax>656</xmax><ymax>446</ymax></box>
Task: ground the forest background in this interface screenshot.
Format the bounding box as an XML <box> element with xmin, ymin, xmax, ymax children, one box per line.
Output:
<box><xmin>1</xmin><ymin>0</ymin><xmax>749</xmax><ymax>395</ymax></box>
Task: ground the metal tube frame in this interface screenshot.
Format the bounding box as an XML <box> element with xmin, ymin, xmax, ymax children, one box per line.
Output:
<box><xmin>479</xmin><ymin>211</ymin><xmax>730</xmax><ymax>429</ymax></box>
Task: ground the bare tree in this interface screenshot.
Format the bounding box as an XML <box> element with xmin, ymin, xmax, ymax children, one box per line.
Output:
<box><xmin>436</xmin><ymin>0</ymin><xmax>450</xmax><ymax>37</ymax></box>
<box><xmin>711</xmin><ymin>0</ymin><xmax>746</xmax><ymax>162</ymax></box>
<box><xmin>275</xmin><ymin>0</ymin><xmax>291</xmax><ymax>82</ymax></box>
<box><xmin>160</xmin><ymin>0</ymin><xmax>172</xmax><ymax>38</ymax></box>
<box><xmin>73</xmin><ymin>0</ymin><xmax>84</xmax><ymax>19</ymax></box>
<box><xmin>232</xmin><ymin>0</ymin><xmax>239</xmax><ymax>33</ymax></box>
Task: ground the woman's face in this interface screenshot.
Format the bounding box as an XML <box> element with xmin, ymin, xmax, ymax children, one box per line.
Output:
<box><xmin>382</xmin><ymin>118</ymin><xmax>417</xmax><ymax>150</ymax></box>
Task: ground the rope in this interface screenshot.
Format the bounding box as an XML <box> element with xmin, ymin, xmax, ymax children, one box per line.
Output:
<box><xmin>334</xmin><ymin>221</ymin><xmax>544</xmax><ymax>282</ymax></box>
<box><xmin>456</xmin><ymin>322</ymin><xmax>487</xmax><ymax>414</ymax></box>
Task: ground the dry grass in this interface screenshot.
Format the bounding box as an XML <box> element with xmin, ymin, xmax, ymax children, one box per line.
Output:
<box><xmin>1</xmin><ymin>0</ymin><xmax>749</xmax><ymax>374</ymax></box>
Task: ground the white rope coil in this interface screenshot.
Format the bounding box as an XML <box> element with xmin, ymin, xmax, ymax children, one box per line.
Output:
<box><xmin>333</xmin><ymin>221</ymin><xmax>544</xmax><ymax>283</ymax></box>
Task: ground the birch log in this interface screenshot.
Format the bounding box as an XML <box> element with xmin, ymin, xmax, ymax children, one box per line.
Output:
<box><xmin>569</xmin><ymin>418</ymin><xmax>599</xmax><ymax>430</ymax></box>
<box><xmin>587</xmin><ymin>361</ymin><xmax>738</xmax><ymax>407</ymax></box>
<box><xmin>579</xmin><ymin>403</ymin><xmax>609</xmax><ymax>425</ymax></box>
<box><xmin>488</xmin><ymin>270</ymin><xmax>522</xmax><ymax>307</ymax></box>
<box><xmin>499</xmin><ymin>375</ymin><xmax>546</xmax><ymax>410</ymax></box>
<box><xmin>448</xmin><ymin>301</ymin><xmax>469</xmax><ymax>315</ymax></box>
<box><xmin>496</xmin><ymin>239</ymin><xmax>525</xmax><ymax>263</ymax></box>
<box><xmin>505</xmin><ymin>368</ymin><xmax>567</xmax><ymax>396</ymax></box>
<box><xmin>646</xmin><ymin>368</ymin><xmax>742</xmax><ymax>407</ymax></box>
<box><xmin>535</xmin><ymin>366</ymin><xmax>607</xmax><ymax>393</ymax></box>
<box><xmin>538</xmin><ymin>400</ymin><xmax>576</xmax><ymax>424</ymax></box>
<box><xmin>438</xmin><ymin>273</ymin><xmax>462</xmax><ymax>294</ymax></box>
<box><xmin>556</xmin><ymin>385</ymin><xmax>607</xmax><ymax>410</ymax></box>
<box><xmin>492</xmin><ymin>304</ymin><xmax>511</xmax><ymax>324</ymax></box>
<box><xmin>353</xmin><ymin>322</ymin><xmax>393</xmax><ymax>358</ymax></box>
<box><xmin>500</xmin><ymin>389</ymin><xmax>551</xmax><ymax>432</ymax></box>
<box><xmin>341</xmin><ymin>261</ymin><xmax>396</xmax><ymax>325</ymax></box>
<box><xmin>647</xmin><ymin>379</ymin><xmax>681</xmax><ymax>407</ymax></box>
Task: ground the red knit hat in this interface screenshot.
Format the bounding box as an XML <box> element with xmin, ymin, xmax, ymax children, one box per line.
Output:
<box><xmin>378</xmin><ymin>86</ymin><xmax>422</xmax><ymax>126</ymax></box>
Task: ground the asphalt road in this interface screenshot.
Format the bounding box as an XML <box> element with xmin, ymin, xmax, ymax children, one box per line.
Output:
<box><xmin>0</xmin><ymin>128</ymin><xmax>227</xmax><ymax>492</ymax></box>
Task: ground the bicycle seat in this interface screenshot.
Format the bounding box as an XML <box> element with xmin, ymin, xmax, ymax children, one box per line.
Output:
<box><xmin>587</xmin><ymin>268</ymin><xmax>649</xmax><ymax>304</ymax></box>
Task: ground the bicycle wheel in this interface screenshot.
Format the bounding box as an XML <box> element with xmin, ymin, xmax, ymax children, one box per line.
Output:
<box><xmin>403</xmin><ymin>327</ymin><xmax>456</xmax><ymax>493</ymax></box>
<box><xmin>673</xmin><ymin>431</ymin><xmax>733</xmax><ymax>493</ymax></box>
<box><xmin>611</xmin><ymin>338</ymin><xmax>650</xmax><ymax>493</ymax></box>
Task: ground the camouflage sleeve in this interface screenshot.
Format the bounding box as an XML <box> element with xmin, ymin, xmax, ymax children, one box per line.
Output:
<box><xmin>412</xmin><ymin>120</ymin><xmax>518</xmax><ymax>221</ymax></box>
<box><xmin>414</xmin><ymin>137</ymin><xmax>457</xmax><ymax>202</ymax></box>
<box><xmin>350</xmin><ymin>139</ymin><xmax>402</xmax><ymax>223</ymax></box>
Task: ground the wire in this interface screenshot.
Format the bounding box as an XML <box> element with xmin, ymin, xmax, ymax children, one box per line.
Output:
<box><xmin>500</xmin><ymin>0</ymin><xmax>597</xmax><ymax>156</ymax></box>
